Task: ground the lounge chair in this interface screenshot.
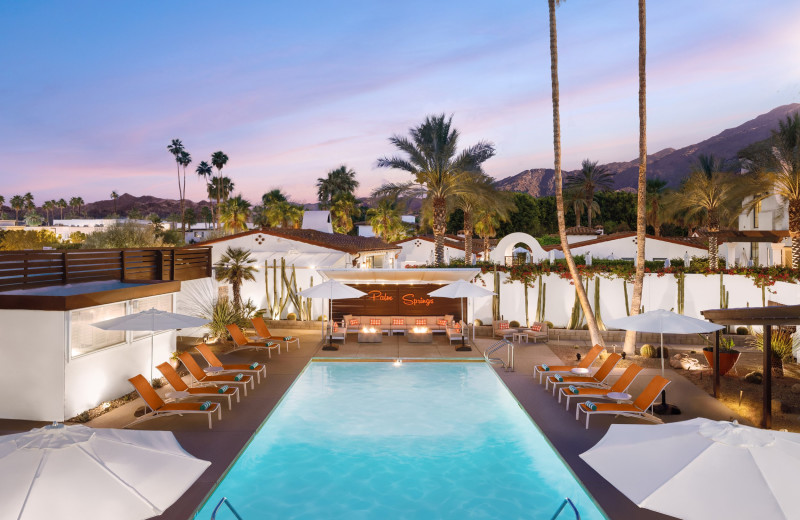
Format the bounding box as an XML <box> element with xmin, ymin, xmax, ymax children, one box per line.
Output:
<box><xmin>126</xmin><ymin>374</ymin><xmax>221</xmax><ymax>429</ymax></box>
<box><xmin>156</xmin><ymin>362</ymin><xmax>239</xmax><ymax>410</ymax></box>
<box><xmin>545</xmin><ymin>353</ymin><xmax>622</xmax><ymax>394</ymax></box>
<box><xmin>226</xmin><ymin>324</ymin><xmax>281</xmax><ymax>358</ymax></box>
<box><xmin>533</xmin><ymin>344</ymin><xmax>604</xmax><ymax>384</ymax></box>
<box><xmin>492</xmin><ymin>320</ymin><xmax>517</xmax><ymax>340</ymax></box>
<box><xmin>575</xmin><ymin>375</ymin><xmax>671</xmax><ymax>429</ymax></box>
<box><xmin>446</xmin><ymin>321</ymin><xmax>466</xmax><ymax>345</ymax></box>
<box><xmin>559</xmin><ymin>364</ymin><xmax>644</xmax><ymax>411</ymax></box>
<box><xmin>195</xmin><ymin>343</ymin><xmax>267</xmax><ymax>384</ymax></box>
<box><xmin>178</xmin><ymin>352</ymin><xmax>254</xmax><ymax>395</ymax></box>
<box><xmin>250</xmin><ymin>316</ymin><xmax>301</xmax><ymax>350</ymax></box>
<box><xmin>327</xmin><ymin>321</ymin><xmax>346</xmax><ymax>344</ymax></box>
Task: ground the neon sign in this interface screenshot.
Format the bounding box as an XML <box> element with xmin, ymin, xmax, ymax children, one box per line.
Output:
<box><xmin>402</xmin><ymin>294</ymin><xmax>434</xmax><ymax>306</ymax></box>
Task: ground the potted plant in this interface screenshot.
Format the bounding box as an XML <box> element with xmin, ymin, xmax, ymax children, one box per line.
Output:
<box><xmin>703</xmin><ymin>337</ymin><xmax>740</xmax><ymax>376</ymax></box>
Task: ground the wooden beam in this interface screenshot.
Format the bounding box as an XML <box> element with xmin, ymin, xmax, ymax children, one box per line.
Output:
<box><xmin>713</xmin><ymin>329</ymin><xmax>720</xmax><ymax>398</ymax></box>
<box><xmin>763</xmin><ymin>325</ymin><xmax>772</xmax><ymax>429</ymax></box>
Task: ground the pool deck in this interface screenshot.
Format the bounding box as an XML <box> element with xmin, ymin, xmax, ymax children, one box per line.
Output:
<box><xmin>0</xmin><ymin>331</ymin><xmax>748</xmax><ymax>520</ymax></box>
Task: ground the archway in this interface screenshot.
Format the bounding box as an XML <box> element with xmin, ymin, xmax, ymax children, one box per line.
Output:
<box><xmin>489</xmin><ymin>232</ymin><xmax>548</xmax><ymax>264</ymax></box>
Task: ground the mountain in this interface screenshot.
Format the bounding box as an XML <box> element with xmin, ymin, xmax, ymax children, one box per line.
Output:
<box><xmin>82</xmin><ymin>193</ymin><xmax>212</xmax><ymax>218</ymax></box>
<box><xmin>495</xmin><ymin>103</ymin><xmax>800</xmax><ymax>196</ymax></box>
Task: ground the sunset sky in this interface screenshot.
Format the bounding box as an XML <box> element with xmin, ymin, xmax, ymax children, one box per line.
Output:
<box><xmin>1</xmin><ymin>0</ymin><xmax>799</xmax><ymax>205</ymax></box>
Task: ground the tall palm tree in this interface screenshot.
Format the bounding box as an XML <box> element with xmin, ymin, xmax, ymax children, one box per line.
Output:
<box><xmin>23</xmin><ymin>192</ymin><xmax>35</xmax><ymax>215</ymax></box>
<box><xmin>376</xmin><ymin>114</ymin><xmax>495</xmax><ymax>264</ymax></box>
<box><xmin>211</xmin><ymin>151</ymin><xmax>229</xmax><ymax>228</ymax></box>
<box><xmin>0</xmin><ymin>195</ymin><xmax>4</xmax><ymax>218</ymax></box>
<box><xmin>252</xmin><ymin>190</ymin><xmax>289</xmax><ymax>228</ymax></box>
<box><xmin>456</xmin><ymin>174</ymin><xmax>512</xmax><ymax>264</ymax></box>
<box><xmin>563</xmin><ymin>159</ymin><xmax>614</xmax><ymax>229</ymax></box>
<box><xmin>167</xmin><ymin>139</ymin><xmax>185</xmax><ymax>226</ymax></box>
<box><xmin>329</xmin><ymin>192</ymin><xmax>359</xmax><ymax>234</ymax></box>
<box><xmin>10</xmin><ymin>195</ymin><xmax>23</xmax><ymax>221</ymax></box>
<box><xmin>207</xmin><ymin>176</ymin><xmax>234</xmax><ymax>206</ymax></box>
<box><xmin>626</xmin><ymin>0</ymin><xmax>649</xmax><ymax>355</ymax></box>
<box><xmin>42</xmin><ymin>200</ymin><xmax>55</xmax><ymax>224</ymax></box>
<box><xmin>472</xmin><ymin>189</ymin><xmax>515</xmax><ymax>262</ymax></box>
<box><xmin>666</xmin><ymin>155</ymin><xmax>742</xmax><ymax>268</ymax></box>
<box><xmin>316</xmin><ymin>166</ymin><xmax>359</xmax><ymax>209</ymax></box>
<box><xmin>110</xmin><ymin>191</ymin><xmax>119</xmax><ymax>215</ymax></box>
<box><xmin>367</xmin><ymin>197</ymin><xmax>407</xmax><ymax>242</ymax></box>
<box><xmin>548</xmin><ymin>0</ymin><xmax>603</xmax><ymax>346</ymax></box>
<box><xmin>741</xmin><ymin>113</ymin><xmax>800</xmax><ymax>268</ymax></box>
<box><xmin>57</xmin><ymin>199</ymin><xmax>67</xmax><ymax>219</ymax></box>
<box><xmin>264</xmin><ymin>201</ymin><xmax>304</xmax><ymax>228</ymax></box>
<box><xmin>474</xmin><ymin>208</ymin><xmax>501</xmax><ymax>261</ymax></box>
<box><xmin>178</xmin><ymin>150</ymin><xmax>192</xmax><ymax>231</ymax></box>
<box><xmin>70</xmin><ymin>196</ymin><xmax>85</xmax><ymax>217</ymax></box>
<box><xmin>645</xmin><ymin>179</ymin><xmax>668</xmax><ymax>236</ymax></box>
<box><xmin>214</xmin><ymin>246</ymin><xmax>257</xmax><ymax>312</ymax></box>
<box><xmin>195</xmin><ymin>160</ymin><xmax>214</xmax><ymax>215</ymax></box>
<box><xmin>219</xmin><ymin>194</ymin><xmax>252</xmax><ymax>234</ymax></box>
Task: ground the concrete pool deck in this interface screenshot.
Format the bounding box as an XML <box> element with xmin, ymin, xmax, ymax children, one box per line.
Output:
<box><xmin>0</xmin><ymin>331</ymin><xmax>748</xmax><ymax>520</ymax></box>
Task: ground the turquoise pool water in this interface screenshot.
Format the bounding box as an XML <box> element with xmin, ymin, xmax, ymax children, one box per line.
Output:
<box><xmin>195</xmin><ymin>361</ymin><xmax>607</xmax><ymax>520</ymax></box>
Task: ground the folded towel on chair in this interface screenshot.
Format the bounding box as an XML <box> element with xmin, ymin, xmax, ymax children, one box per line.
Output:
<box><xmin>541</xmin><ymin>364</ymin><xmax>549</xmax><ymax>371</ymax></box>
<box><xmin>284</xmin><ymin>336</ymin><xmax>292</xmax><ymax>341</ymax></box>
<box><xmin>234</xmin><ymin>373</ymin><xmax>244</xmax><ymax>381</ymax></box>
<box><xmin>554</xmin><ymin>374</ymin><xmax>563</xmax><ymax>382</ymax></box>
<box><xmin>584</xmin><ymin>401</ymin><xmax>597</xmax><ymax>411</ymax></box>
<box><xmin>249</xmin><ymin>362</ymin><xmax>259</xmax><ymax>369</ymax></box>
<box><xmin>199</xmin><ymin>401</ymin><xmax>213</xmax><ymax>411</ymax></box>
<box><xmin>568</xmin><ymin>385</ymin><xmax>578</xmax><ymax>394</ymax></box>
<box><xmin>218</xmin><ymin>385</ymin><xmax>229</xmax><ymax>394</ymax></box>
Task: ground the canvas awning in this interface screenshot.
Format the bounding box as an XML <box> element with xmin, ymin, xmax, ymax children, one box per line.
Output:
<box><xmin>319</xmin><ymin>268</ymin><xmax>481</xmax><ymax>285</ymax></box>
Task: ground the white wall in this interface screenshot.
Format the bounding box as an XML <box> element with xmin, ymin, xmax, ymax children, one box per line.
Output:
<box><xmin>397</xmin><ymin>239</ymin><xmax>465</xmax><ymax>266</ymax></box>
<box><xmin>554</xmin><ymin>237</ymin><xmax>707</xmax><ymax>262</ymax></box>
<box><xmin>0</xmin><ymin>310</ymin><xmax>65</xmax><ymax>421</ymax></box>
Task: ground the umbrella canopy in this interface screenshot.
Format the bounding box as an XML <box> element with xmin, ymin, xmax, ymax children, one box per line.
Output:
<box><xmin>427</xmin><ymin>279</ymin><xmax>493</xmax><ymax>299</ymax></box>
<box><xmin>0</xmin><ymin>424</ymin><xmax>210</xmax><ymax>520</ymax></box>
<box><xmin>92</xmin><ymin>308</ymin><xmax>209</xmax><ymax>332</ymax></box>
<box><xmin>298</xmin><ymin>279</ymin><xmax>366</xmax><ymax>300</ymax></box>
<box><xmin>580</xmin><ymin>418</ymin><xmax>800</xmax><ymax>520</ymax></box>
<box><xmin>604</xmin><ymin>309</ymin><xmax>724</xmax><ymax>334</ymax></box>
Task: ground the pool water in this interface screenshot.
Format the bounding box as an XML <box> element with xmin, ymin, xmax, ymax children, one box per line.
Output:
<box><xmin>195</xmin><ymin>361</ymin><xmax>608</xmax><ymax>520</ymax></box>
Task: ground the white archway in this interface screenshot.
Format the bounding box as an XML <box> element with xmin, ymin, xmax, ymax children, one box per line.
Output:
<box><xmin>490</xmin><ymin>232</ymin><xmax>548</xmax><ymax>264</ymax></box>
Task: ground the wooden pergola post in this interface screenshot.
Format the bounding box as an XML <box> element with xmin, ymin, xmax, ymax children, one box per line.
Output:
<box><xmin>763</xmin><ymin>324</ymin><xmax>772</xmax><ymax>429</ymax></box>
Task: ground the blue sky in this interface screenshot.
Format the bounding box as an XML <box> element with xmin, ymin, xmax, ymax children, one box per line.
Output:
<box><xmin>0</xmin><ymin>0</ymin><xmax>798</xmax><ymax>205</ymax></box>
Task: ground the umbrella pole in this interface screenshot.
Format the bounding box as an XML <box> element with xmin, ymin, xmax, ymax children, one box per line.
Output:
<box><xmin>653</xmin><ymin>330</ymin><xmax>681</xmax><ymax>415</ymax></box>
<box><xmin>322</xmin><ymin>297</ymin><xmax>338</xmax><ymax>351</ymax></box>
<box><xmin>456</xmin><ymin>296</ymin><xmax>470</xmax><ymax>351</ymax></box>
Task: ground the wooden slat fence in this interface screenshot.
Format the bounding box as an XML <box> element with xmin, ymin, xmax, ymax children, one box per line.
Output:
<box><xmin>0</xmin><ymin>247</ymin><xmax>211</xmax><ymax>291</ymax></box>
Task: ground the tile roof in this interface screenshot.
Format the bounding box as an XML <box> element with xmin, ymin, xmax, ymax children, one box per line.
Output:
<box><xmin>199</xmin><ymin>228</ymin><xmax>400</xmax><ymax>253</ymax></box>
<box><xmin>541</xmin><ymin>232</ymin><xmax>706</xmax><ymax>251</ymax></box>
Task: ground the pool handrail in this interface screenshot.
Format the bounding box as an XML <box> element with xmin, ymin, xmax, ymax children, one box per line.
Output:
<box><xmin>549</xmin><ymin>497</ymin><xmax>580</xmax><ymax>520</ymax></box>
<box><xmin>211</xmin><ymin>497</ymin><xmax>243</xmax><ymax>520</ymax></box>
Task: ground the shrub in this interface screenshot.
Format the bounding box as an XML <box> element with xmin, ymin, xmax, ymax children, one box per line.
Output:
<box><xmin>287</xmin><ymin>313</ymin><xmax>297</xmax><ymax>320</ymax></box>
<box><xmin>744</xmin><ymin>371</ymin><xmax>763</xmax><ymax>384</ymax></box>
<box><xmin>151</xmin><ymin>378</ymin><xmax>164</xmax><ymax>389</ymax></box>
<box><xmin>640</xmin><ymin>344</ymin><xmax>657</xmax><ymax>358</ymax></box>
<box><xmin>179</xmin><ymin>280</ymin><xmax>253</xmax><ymax>341</ymax></box>
<box><xmin>544</xmin><ymin>321</ymin><xmax>554</xmax><ymax>328</ymax></box>
<box><xmin>509</xmin><ymin>320</ymin><xmax>520</xmax><ymax>328</ymax></box>
<box><xmin>82</xmin><ymin>221</ymin><xmax>164</xmax><ymax>249</ymax></box>
<box><xmin>736</xmin><ymin>327</ymin><xmax>749</xmax><ymax>335</ymax></box>
<box><xmin>74</xmin><ymin>411</ymin><xmax>91</xmax><ymax>423</ymax></box>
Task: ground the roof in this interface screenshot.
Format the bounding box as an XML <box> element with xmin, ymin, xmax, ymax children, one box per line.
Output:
<box><xmin>698</xmin><ymin>230</ymin><xmax>789</xmax><ymax>243</ymax></box>
<box><xmin>542</xmin><ymin>232</ymin><xmax>706</xmax><ymax>252</ymax></box>
<box><xmin>395</xmin><ymin>235</ymin><xmax>498</xmax><ymax>252</ymax></box>
<box><xmin>319</xmin><ymin>268</ymin><xmax>481</xmax><ymax>284</ymax></box>
<box><xmin>199</xmin><ymin>228</ymin><xmax>400</xmax><ymax>254</ymax></box>
<box><xmin>565</xmin><ymin>226</ymin><xmax>599</xmax><ymax>236</ymax></box>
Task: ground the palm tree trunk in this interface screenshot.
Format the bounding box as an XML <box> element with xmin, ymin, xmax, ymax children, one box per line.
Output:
<box><xmin>432</xmin><ymin>196</ymin><xmax>447</xmax><ymax>265</ymax></box>
<box><xmin>587</xmin><ymin>199</ymin><xmax>592</xmax><ymax>229</ymax></box>
<box><xmin>181</xmin><ymin>167</ymin><xmax>187</xmax><ymax>232</ymax></box>
<box><xmin>464</xmin><ymin>208</ymin><xmax>474</xmax><ymax>264</ymax></box>
<box><xmin>624</xmin><ymin>0</ymin><xmax>648</xmax><ymax>355</ymax></box>
<box><xmin>232</xmin><ymin>282</ymin><xmax>241</xmax><ymax>313</ymax></box>
<box><xmin>216</xmin><ymin>172</ymin><xmax>222</xmax><ymax>229</ymax></box>
<box><xmin>484</xmin><ymin>235</ymin><xmax>490</xmax><ymax>260</ymax></box>
<box><xmin>789</xmin><ymin>199</ymin><xmax>799</xmax><ymax>268</ymax></box>
<box><xmin>549</xmin><ymin>0</ymin><xmax>603</xmax><ymax>347</ymax></box>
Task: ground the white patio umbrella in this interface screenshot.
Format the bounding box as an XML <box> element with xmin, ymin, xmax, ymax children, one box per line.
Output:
<box><xmin>0</xmin><ymin>423</ymin><xmax>210</xmax><ymax>520</ymax></box>
<box><xmin>429</xmin><ymin>279</ymin><xmax>493</xmax><ymax>351</ymax></box>
<box><xmin>605</xmin><ymin>309</ymin><xmax>724</xmax><ymax>414</ymax></box>
<box><xmin>299</xmin><ymin>280</ymin><xmax>366</xmax><ymax>350</ymax></box>
<box><xmin>581</xmin><ymin>418</ymin><xmax>800</xmax><ymax>520</ymax></box>
<box><xmin>93</xmin><ymin>308</ymin><xmax>209</xmax><ymax>381</ymax></box>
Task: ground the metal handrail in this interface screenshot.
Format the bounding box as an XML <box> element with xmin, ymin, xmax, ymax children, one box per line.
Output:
<box><xmin>211</xmin><ymin>497</ymin><xmax>243</xmax><ymax>520</ymax></box>
<box><xmin>484</xmin><ymin>339</ymin><xmax>514</xmax><ymax>371</ymax></box>
<box><xmin>549</xmin><ymin>497</ymin><xmax>580</xmax><ymax>520</ymax></box>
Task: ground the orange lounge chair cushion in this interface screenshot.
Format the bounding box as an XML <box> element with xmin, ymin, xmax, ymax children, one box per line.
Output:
<box><xmin>548</xmin><ymin>375</ymin><xmax>600</xmax><ymax>384</ymax></box>
<box><xmin>566</xmin><ymin>387</ymin><xmax>612</xmax><ymax>397</ymax></box>
<box><xmin>579</xmin><ymin>402</ymin><xmax>641</xmax><ymax>414</ymax></box>
<box><xmin>159</xmin><ymin>402</ymin><xmax>217</xmax><ymax>412</ymax></box>
<box><xmin>537</xmin><ymin>365</ymin><xmax>573</xmax><ymax>372</ymax></box>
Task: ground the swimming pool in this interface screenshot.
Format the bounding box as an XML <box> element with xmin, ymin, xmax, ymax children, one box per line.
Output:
<box><xmin>195</xmin><ymin>360</ymin><xmax>608</xmax><ymax>519</ymax></box>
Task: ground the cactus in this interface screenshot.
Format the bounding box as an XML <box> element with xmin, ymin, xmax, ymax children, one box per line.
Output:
<box><xmin>567</xmin><ymin>279</ymin><xmax>588</xmax><ymax>329</ymax></box>
<box><xmin>523</xmin><ymin>280</ymin><xmax>529</xmax><ymax>327</ymax></box>
<box><xmin>640</xmin><ymin>344</ymin><xmax>657</xmax><ymax>358</ymax></box>
<box><xmin>492</xmin><ymin>266</ymin><xmax>500</xmax><ymax>321</ymax></box>
<box><xmin>719</xmin><ymin>273</ymin><xmax>729</xmax><ymax>309</ymax></box>
<box><xmin>535</xmin><ymin>274</ymin><xmax>547</xmax><ymax>323</ymax></box>
<box><xmin>675</xmin><ymin>271</ymin><xmax>685</xmax><ymax>314</ymax></box>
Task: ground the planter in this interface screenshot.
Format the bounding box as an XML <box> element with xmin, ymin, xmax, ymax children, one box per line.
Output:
<box><xmin>702</xmin><ymin>348</ymin><xmax>740</xmax><ymax>376</ymax></box>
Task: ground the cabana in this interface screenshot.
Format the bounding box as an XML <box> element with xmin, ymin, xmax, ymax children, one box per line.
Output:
<box><xmin>701</xmin><ymin>304</ymin><xmax>800</xmax><ymax>429</ymax></box>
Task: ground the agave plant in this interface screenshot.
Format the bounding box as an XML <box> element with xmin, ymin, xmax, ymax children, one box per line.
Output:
<box><xmin>749</xmin><ymin>328</ymin><xmax>797</xmax><ymax>377</ymax></box>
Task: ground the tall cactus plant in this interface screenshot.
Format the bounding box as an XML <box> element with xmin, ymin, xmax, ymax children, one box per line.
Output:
<box><xmin>719</xmin><ymin>273</ymin><xmax>729</xmax><ymax>309</ymax></box>
<box><xmin>593</xmin><ymin>277</ymin><xmax>606</xmax><ymax>330</ymax></box>
<box><xmin>535</xmin><ymin>274</ymin><xmax>547</xmax><ymax>323</ymax></box>
<box><xmin>675</xmin><ymin>271</ymin><xmax>685</xmax><ymax>315</ymax></box>
<box><xmin>492</xmin><ymin>266</ymin><xmax>500</xmax><ymax>321</ymax></box>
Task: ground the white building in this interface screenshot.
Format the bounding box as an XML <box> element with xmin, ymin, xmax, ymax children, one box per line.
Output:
<box><xmin>547</xmin><ymin>232</ymin><xmax>708</xmax><ymax>262</ymax></box>
<box><xmin>396</xmin><ymin>235</ymin><xmax>476</xmax><ymax>265</ymax></box>
<box><xmin>714</xmin><ymin>194</ymin><xmax>792</xmax><ymax>267</ymax></box>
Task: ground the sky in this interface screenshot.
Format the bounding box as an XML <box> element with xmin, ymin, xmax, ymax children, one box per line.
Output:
<box><xmin>1</xmin><ymin>1</ymin><xmax>799</xmax><ymax>206</ymax></box>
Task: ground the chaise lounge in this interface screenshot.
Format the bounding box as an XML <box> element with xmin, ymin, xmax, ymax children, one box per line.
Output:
<box><xmin>575</xmin><ymin>375</ymin><xmax>670</xmax><ymax>429</ymax></box>
<box><xmin>559</xmin><ymin>364</ymin><xmax>644</xmax><ymax>411</ymax></box>
<box><xmin>532</xmin><ymin>344</ymin><xmax>604</xmax><ymax>384</ymax></box>
<box><xmin>156</xmin><ymin>362</ymin><xmax>239</xmax><ymax>410</ymax></box>
<box><xmin>127</xmin><ymin>374</ymin><xmax>221</xmax><ymax>429</ymax></box>
<box><xmin>195</xmin><ymin>343</ymin><xmax>267</xmax><ymax>384</ymax></box>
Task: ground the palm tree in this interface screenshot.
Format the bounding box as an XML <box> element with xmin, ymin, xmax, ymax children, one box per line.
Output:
<box><xmin>195</xmin><ymin>160</ymin><xmax>214</xmax><ymax>214</ymax></box>
<box><xmin>626</xmin><ymin>0</ymin><xmax>649</xmax><ymax>355</ymax></box>
<box><xmin>56</xmin><ymin>199</ymin><xmax>67</xmax><ymax>219</ymax></box>
<box><xmin>252</xmin><ymin>190</ymin><xmax>289</xmax><ymax>229</ymax></box>
<box><xmin>472</xmin><ymin>189</ymin><xmax>515</xmax><ymax>262</ymax></box>
<box><xmin>548</xmin><ymin>0</ymin><xmax>603</xmax><ymax>346</ymax></box>
<box><xmin>645</xmin><ymin>179</ymin><xmax>668</xmax><ymax>236</ymax></box>
<box><xmin>10</xmin><ymin>195</ymin><xmax>23</xmax><ymax>221</ymax></box>
<box><xmin>262</xmin><ymin>189</ymin><xmax>287</xmax><ymax>205</ymax></box>
<box><xmin>0</xmin><ymin>195</ymin><xmax>4</xmax><ymax>218</ymax></box>
<box><xmin>367</xmin><ymin>197</ymin><xmax>407</xmax><ymax>242</ymax></box>
<box><xmin>456</xmin><ymin>174</ymin><xmax>512</xmax><ymax>263</ymax></box>
<box><xmin>23</xmin><ymin>192</ymin><xmax>34</xmax><ymax>215</ymax></box>
<box><xmin>110</xmin><ymin>191</ymin><xmax>119</xmax><ymax>215</ymax></box>
<box><xmin>563</xmin><ymin>159</ymin><xmax>614</xmax><ymax>229</ymax></box>
<box><xmin>376</xmin><ymin>114</ymin><xmax>495</xmax><ymax>264</ymax></box>
<box><xmin>214</xmin><ymin>247</ymin><xmax>257</xmax><ymax>312</ymax></box>
<box><xmin>167</xmin><ymin>139</ymin><xmax>185</xmax><ymax>227</ymax></box>
<box><xmin>330</xmin><ymin>193</ymin><xmax>359</xmax><ymax>234</ymax></box>
<box><xmin>666</xmin><ymin>155</ymin><xmax>742</xmax><ymax>268</ymax></box>
<box><xmin>474</xmin><ymin>208</ymin><xmax>502</xmax><ymax>261</ymax></box>
<box><xmin>70</xmin><ymin>196</ymin><xmax>85</xmax><ymax>217</ymax></box>
<box><xmin>219</xmin><ymin>194</ymin><xmax>252</xmax><ymax>233</ymax></box>
<box><xmin>178</xmin><ymin>150</ymin><xmax>192</xmax><ymax>231</ymax></box>
<box><xmin>200</xmin><ymin>206</ymin><xmax>213</xmax><ymax>226</ymax></box>
<box><xmin>264</xmin><ymin>201</ymin><xmax>304</xmax><ymax>228</ymax></box>
<box><xmin>317</xmin><ymin>165</ymin><xmax>359</xmax><ymax>209</ymax></box>
<box><xmin>211</xmin><ymin>151</ymin><xmax>229</xmax><ymax>228</ymax></box>
<box><xmin>207</xmin><ymin>176</ymin><xmax>234</xmax><ymax>206</ymax></box>
<box><xmin>740</xmin><ymin>113</ymin><xmax>800</xmax><ymax>268</ymax></box>
<box><xmin>42</xmin><ymin>200</ymin><xmax>55</xmax><ymax>224</ymax></box>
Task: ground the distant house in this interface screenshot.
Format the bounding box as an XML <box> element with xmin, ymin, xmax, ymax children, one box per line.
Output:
<box><xmin>396</xmin><ymin>235</ymin><xmax>497</xmax><ymax>265</ymax></box>
<box><xmin>545</xmin><ymin>232</ymin><xmax>707</xmax><ymax>262</ymax></box>
<box><xmin>714</xmin><ymin>194</ymin><xmax>792</xmax><ymax>267</ymax></box>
